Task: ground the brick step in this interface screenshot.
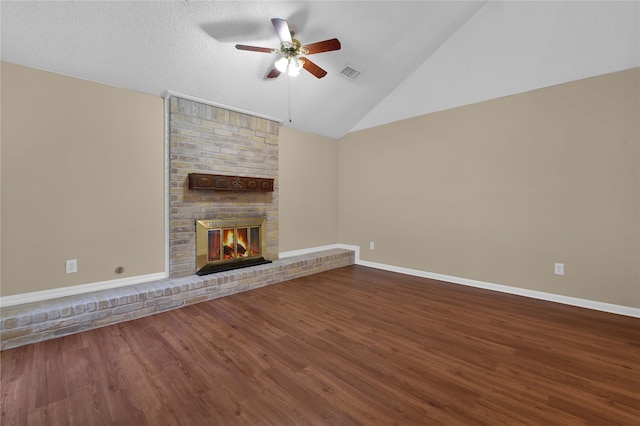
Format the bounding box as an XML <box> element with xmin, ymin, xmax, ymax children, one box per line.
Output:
<box><xmin>0</xmin><ymin>248</ymin><xmax>355</xmax><ymax>350</ymax></box>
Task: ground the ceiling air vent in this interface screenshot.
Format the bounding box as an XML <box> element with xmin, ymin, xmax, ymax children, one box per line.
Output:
<box><xmin>339</xmin><ymin>64</ymin><xmax>363</xmax><ymax>80</ymax></box>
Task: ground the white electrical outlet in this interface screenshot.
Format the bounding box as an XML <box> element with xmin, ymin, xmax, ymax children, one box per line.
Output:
<box><xmin>66</xmin><ymin>259</ymin><xmax>78</xmax><ymax>274</ymax></box>
<box><xmin>554</xmin><ymin>263</ymin><xmax>564</xmax><ymax>276</ymax></box>
<box><xmin>369</xmin><ymin>241</ymin><xmax>375</xmax><ymax>250</ymax></box>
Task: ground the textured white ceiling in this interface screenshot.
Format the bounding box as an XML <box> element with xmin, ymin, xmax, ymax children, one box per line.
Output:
<box><xmin>1</xmin><ymin>1</ymin><xmax>638</xmax><ymax>139</ymax></box>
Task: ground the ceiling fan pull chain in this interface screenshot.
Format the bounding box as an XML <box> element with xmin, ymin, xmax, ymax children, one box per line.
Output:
<box><xmin>288</xmin><ymin>76</ymin><xmax>292</xmax><ymax>123</ymax></box>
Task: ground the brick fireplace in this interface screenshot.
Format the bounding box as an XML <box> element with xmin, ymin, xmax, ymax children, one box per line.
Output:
<box><xmin>169</xmin><ymin>96</ymin><xmax>279</xmax><ymax>277</ymax></box>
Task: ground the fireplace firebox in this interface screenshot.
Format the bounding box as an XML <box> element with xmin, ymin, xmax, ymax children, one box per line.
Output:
<box><xmin>195</xmin><ymin>217</ymin><xmax>271</xmax><ymax>275</ymax></box>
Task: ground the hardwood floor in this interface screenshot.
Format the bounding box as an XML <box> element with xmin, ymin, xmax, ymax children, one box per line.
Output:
<box><xmin>2</xmin><ymin>265</ymin><xmax>639</xmax><ymax>425</ymax></box>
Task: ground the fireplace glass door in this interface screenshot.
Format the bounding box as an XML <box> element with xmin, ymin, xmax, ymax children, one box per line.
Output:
<box><xmin>196</xmin><ymin>218</ymin><xmax>269</xmax><ymax>275</ymax></box>
<box><xmin>207</xmin><ymin>226</ymin><xmax>261</xmax><ymax>262</ymax></box>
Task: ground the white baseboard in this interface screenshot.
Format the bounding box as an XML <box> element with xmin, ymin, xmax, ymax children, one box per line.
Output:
<box><xmin>281</xmin><ymin>244</ymin><xmax>639</xmax><ymax>318</ymax></box>
<box><xmin>0</xmin><ymin>272</ymin><xmax>167</xmax><ymax>308</ymax></box>
<box><xmin>356</xmin><ymin>259</ymin><xmax>640</xmax><ymax>318</ymax></box>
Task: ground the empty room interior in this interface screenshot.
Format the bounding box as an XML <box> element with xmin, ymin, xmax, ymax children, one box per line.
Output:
<box><xmin>1</xmin><ymin>1</ymin><xmax>639</xmax><ymax>425</ymax></box>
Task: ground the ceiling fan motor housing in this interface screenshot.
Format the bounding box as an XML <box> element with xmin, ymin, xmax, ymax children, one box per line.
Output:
<box><xmin>282</xmin><ymin>38</ymin><xmax>308</xmax><ymax>59</ymax></box>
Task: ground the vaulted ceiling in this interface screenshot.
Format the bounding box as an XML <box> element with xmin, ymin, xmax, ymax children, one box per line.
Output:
<box><xmin>2</xmin><ymin>1</ymin><xmax>638</xmax><ymax>139</ymax></box>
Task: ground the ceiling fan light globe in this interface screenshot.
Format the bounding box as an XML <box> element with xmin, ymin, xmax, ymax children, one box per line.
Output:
<box><xmin>288</xmin><ymin>66</ymin><xmax>300</xmax><ymax>77</ymax></box>
<box><xmin>275</xmin><ymin>57</ymin><xmax>289</xmax><ymax>73</ymax></box>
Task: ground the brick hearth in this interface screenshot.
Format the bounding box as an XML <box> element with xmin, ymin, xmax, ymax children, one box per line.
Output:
<box><xmin>1</xmin><ymin>249</ymin><xmax>354</xmax><ymax>350</ymax></box>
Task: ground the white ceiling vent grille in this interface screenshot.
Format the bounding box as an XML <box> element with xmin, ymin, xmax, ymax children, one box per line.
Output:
<box><xmin>339</xmin><ymin>64</ymin><xmax>363</xmax><ymax>80</ymax></box>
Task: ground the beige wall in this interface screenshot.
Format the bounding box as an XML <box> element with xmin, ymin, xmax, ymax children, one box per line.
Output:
<box><xmin>1</xmin><ymin>62</ymin><xmax>165</xmax><ymax>296</ymax></box>
<box><xmin>279</xmin><ymin>127</ymin><xmax>339</xmax><ymax>252</ymax></box>
<box><xmin>339</xmin><ymin>68</ymin><xmax>639</xmax><ymax>308</ymax></box>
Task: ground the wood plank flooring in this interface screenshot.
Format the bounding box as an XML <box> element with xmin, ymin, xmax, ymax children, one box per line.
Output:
<box><xmin>2</xmin><ymin>265</ymin><xmax>639</xmax><ymax>425</ymax></box>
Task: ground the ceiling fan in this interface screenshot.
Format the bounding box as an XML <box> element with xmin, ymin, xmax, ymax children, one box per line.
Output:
<box><xmin>235</xmin><ymin>18</ymin><xmax>341</xmax><ymax>79</ymax></box>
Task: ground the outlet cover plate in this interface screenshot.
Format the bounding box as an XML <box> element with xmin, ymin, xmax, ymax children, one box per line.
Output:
<box><xmin>66</xmin><ymin>259</ymin><xmax>78</xmax><ymax>274</ymax></box>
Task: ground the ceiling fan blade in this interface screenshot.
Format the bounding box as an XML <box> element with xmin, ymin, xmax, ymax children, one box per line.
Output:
<box><xmin>302</xmin><ymin>38</ymin><xmax>341</xmax><ymax>55</ymax></box>
<box><xmin>271</xmin><ymin>18</ymin><xmax>292</xmax><ymax>44</ymax></box>
<box><xmin>266</xmin><ymin>68</ymin><xmax>281</xmax><ymax>79</ymax></box>
<box><xmin>235</xmin><ymin>44</ymin><xmax>275</xmax><ymax>53</ymax></box>
<box><xmin>301</xmin><ymin>58</ymin><xmax>327</xmax><ymax>79</ymax></box>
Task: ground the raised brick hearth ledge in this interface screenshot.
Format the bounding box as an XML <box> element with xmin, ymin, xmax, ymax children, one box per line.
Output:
<box><xmin>1</xmin><ymin>248</ymin><xmax>355</xmax><ymax>350</ymax></box>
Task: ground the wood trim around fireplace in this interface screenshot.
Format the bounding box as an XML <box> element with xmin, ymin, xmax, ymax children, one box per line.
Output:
<box><xmin>188</xmin><ymin>173</ymin><xmax>274</xmax><ymax>192</ymax></box>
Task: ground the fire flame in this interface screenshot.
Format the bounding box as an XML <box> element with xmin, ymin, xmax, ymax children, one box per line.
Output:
<box><xmin>222</xmin><ymin>228</ymin><xmax>248</xmax><ymax>259</ymax></box>
<box><xmin>237</xmin><ymin>235</ymin><xmax>248</xmax><ymax>257</ymax></box>
<box><xmin>224</xmin><ymin>230</ymin><xmax>234</xmax><ymax>247</ymax></box>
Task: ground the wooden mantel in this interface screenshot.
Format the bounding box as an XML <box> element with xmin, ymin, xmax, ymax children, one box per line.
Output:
<box><xmin>188</xmin><ymin>173</ymin><xmax>274</xmax><ymax>192</ymax></box>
